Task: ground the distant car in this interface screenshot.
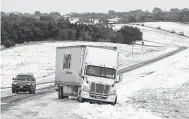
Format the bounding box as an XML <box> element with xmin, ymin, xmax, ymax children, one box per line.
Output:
<box><xmin>136</xmin><ymin>23</ymin><xmax>140</xmax><ymax>25</ymax></box>
<box><xmin>178</xmin><ymin>32</ymin><xmax>184</xmax><ymax>36</ymax></box>
<box><xmin>12</xmin><ymin>73</ymin><xmax>36</xmax><ymax>94</ymax></box>
<box><xmin>170</xmin><ymin>30</ymin><xmax>175</xmax><ymax>33</ymax></box>
<box><xmin>157</xmin><ymin>26</ymin><xmax>161</xmax><ymax>29</ymax></box>
<box><xmin>141</xmin><ymin>24</ymin><xmax>144</xmax><ymax>26</ymax></box>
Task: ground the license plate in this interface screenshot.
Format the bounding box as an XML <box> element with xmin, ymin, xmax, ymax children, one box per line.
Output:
<box><xmin>96</xmin><ymin>96</ymin><xmax>102</xmax><ymax>99</ymax></box>
<box><xmin>20</xmin><ymin>86</ymin><xmax>23</xmax><ymax>88</ymax></box>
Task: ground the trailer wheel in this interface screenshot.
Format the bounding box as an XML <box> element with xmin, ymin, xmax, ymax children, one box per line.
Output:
<box><xmin>78</xmin><ymin>90</ymin><xmax>84</xmax><ymax>102</ymax></box>
<box><xmin>58</xmin><ymin>86</ymin><xmax>69</xmax><ymax>99</ymax></box>
<box><xmin>58</xmin><ymin>86</ymin><xmax>64</xmax><ymax>99</ymax></box>
<box><xmin>58</xmin><ymin>86</ymin><xmax>61</xmax><ymax>99</ymax></box>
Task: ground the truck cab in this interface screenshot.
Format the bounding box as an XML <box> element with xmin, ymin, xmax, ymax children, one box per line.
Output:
<box><xmin>79</xmin><ymin>65</ymin><xmax>122</xmax><ymax>105</ymax></box>
<box><xmin>78</xmin><ymin>46</ymin><xmax>122</xmax><ymax>105</ymax></box>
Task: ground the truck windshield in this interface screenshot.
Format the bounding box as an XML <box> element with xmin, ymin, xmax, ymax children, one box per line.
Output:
<box><xmin>86</xmin><ymin>65</ymin><xmax>116</xmax><ymax>79</ymax></box>
<box><xmin>16</xmin><ymin>75</ymin><xmax>31</xmax><ymax>81</ymax></box>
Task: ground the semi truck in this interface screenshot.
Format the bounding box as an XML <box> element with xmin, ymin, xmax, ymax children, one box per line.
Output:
<box><xmin>55</xmin><ymin>45</ymin><xmax>123</xmax><ymax>105</ymax></box>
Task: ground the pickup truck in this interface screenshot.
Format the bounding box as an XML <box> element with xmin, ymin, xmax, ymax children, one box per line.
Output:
<box><xmin>178</xmin><ymin>32</ymin><xmax>184</xmax><ymax>36</ymax></box>
<box><xmin>12</xmin><ymin>73</ymin><xmax>36</xmax><ymax>94</ymax></box>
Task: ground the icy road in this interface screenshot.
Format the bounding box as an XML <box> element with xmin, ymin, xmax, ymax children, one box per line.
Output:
<box><xmin>1</xmin><ymin>22</ymin><xmax>189</xmax><ymax>119</ymax></box>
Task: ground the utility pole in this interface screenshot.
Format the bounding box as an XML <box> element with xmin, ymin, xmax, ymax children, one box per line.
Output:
<box><xmin>131</xmin><ymin>36</ymin><xmax>135</xmax><ymax>58</ymax></box>
<box><xmin>142</xmin><ymin>41</ymin><xmax>144</xmax><ymax>54</ymax></box>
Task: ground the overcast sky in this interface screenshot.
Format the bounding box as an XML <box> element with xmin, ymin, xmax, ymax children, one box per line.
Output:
<box><xmin>1</xmin><ymin>0</ymin><xmax>189</xmax><ymax>15</ymax></box>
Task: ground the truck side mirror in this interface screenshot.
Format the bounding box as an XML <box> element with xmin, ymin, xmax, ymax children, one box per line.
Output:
<box><xmin>115</xmin><ymin>73</ymin><xmax>123</xmax><ymax>83</ymax></box>
<box><xmin>12</xmin><ymin>78</ymin><xmax>15</xmax><ymax>80</ymax></box>
<box><xmin>119</xmin><ymin>74</ymin><xmax>123</xmax><ymax>82</ymax></box>
<box><xmin>78</xmin><ymin>69</ymin><xmax>82</xmax><ymax>75</ymax></box>
<box><xmin>79</xmin><ymin>69</ymin><xmax>84</xmax><ymax>78</ymax></box>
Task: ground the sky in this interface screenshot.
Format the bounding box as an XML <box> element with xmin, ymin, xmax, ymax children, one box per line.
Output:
<box><xmin>1</xmin><ymin>0</ymin><xmax>189</xmax><ymax>15</ymax></box>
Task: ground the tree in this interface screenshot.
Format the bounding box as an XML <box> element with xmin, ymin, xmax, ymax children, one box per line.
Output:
<box><xmin>108</xmin><ymin>10</ymin><xmax>116</xmax><ymax>15</ymax></box>
<box><xmin>128</xmin><ymin>16</ymin><xmax>137</xmax><ymax>23</ymax></box>
<box><xmin>34</xmin><ymin>11</ymin><xmax>41</xmax><ymax>16</ymax></box>
<box><xmin>153</xmin><ymin>7</ymin><xmax>163</xmax><ymax>14</ymax></box>
<box><xmin>40</xmin><ymin>16</ymin><xmax>54</xmax><ymax>21</ymax></box>
<box><xmin>182</xmin><ymin>15</ymin><xmax>189</xmax><ymax>22</ymax></box>
<box><xmin>1</xmin><ymin>11</ymin><xmax>6</xmax><ymax>16</ymax></box>
<box><xmin>181</xmin><ymin>8</ymin><xmax>189</xmax><ymax>12</ymax></box>
<box><xmin>170</xmin><ymin>8</ymin><xmax>180</xmax><ymax>13</ymax></box>
<box><xmin>49</xmin><ymin>12</ymin><xmax>61</xmax><ymax>16</ymax></box>
<box><xmin>118</xmin><ymin>26</ymin><xmax>143</xmax><ymax>44</ymax></box>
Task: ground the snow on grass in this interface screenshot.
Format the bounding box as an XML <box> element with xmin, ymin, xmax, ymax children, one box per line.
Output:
<box><xmin>74</xmin><ymin>102</ymin><xmax>162</xmax><ymax>119</ymax></box>
<box><xmin>118</xmin><ymin>48</ymin><xmax>189</xmax><ymax>119</ymax></box>
<box><xmin>142</xmin><ymin>22</ymin><xmax>189</xmax><ymax>36</ymax></box>
<box><xmin>0</xmin><ymin>40</ymin><xmax>171</xmax><ymax>88</ymax></box>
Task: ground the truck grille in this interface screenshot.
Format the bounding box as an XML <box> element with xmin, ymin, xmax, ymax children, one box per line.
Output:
<box><xmin>17</xmin><ymin>82</ymin><xmax>28</xmax><ymax>85</ymax></box>
<box><xmin>90</xmin><ymin>82</ymin><xmax>110</xmax><ymax>95</ymax></box>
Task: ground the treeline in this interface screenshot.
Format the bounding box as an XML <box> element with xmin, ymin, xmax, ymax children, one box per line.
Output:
<box><xmin>1</xmin><ymin>13</ymin><xmax>143</xmax><ymax>47</ymax></box>
<box><xmin>69</xmin><ymin>8</ymin><xmax>189</xmax><ymax>23</ymax></box>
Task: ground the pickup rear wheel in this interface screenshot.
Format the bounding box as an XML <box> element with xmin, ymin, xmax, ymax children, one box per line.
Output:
<box><xmin>29</xmin><ymin>87</ymin><xmax>34</xmax><ymax>94</ymax></box>
<box><xmin>29</xmin><ymin>89</ymin><xmax>32</xmax><ymax>94</ymax></box>
<box><xmin>12</xmin><ymin>89</ymin><xmax>15</xmax><ymax>93</ymax></box>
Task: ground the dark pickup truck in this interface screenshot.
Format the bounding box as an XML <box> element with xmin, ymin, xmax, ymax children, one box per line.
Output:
<box><xmin>12</xmin><ymin>73</ymin><xmax>36</xmax><ymax>94</ymax></box>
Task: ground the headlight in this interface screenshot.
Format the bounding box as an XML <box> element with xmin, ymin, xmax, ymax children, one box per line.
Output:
<box><xmin>83</xmin><ymin>86</ymin><xmax>89</xmax><ymax>91</ymax></box>
<box><xmin>12</xmin><ymin>82</ymin><xmax>17</xmax><ymax>85</ymax></box>
<box><xmin>27</xmin><ymin>82</ymin><xmax>32</xmax><ymax>85</ymax></box>
<box><xmin>109</xmin><ymin>90</ymin><xmax>116</xmax><ymax>95</ymax></box>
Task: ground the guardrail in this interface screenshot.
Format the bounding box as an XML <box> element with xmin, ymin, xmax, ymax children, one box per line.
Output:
<box><xmin>135</xmin><ymin>24</ymin><xmax>189</xmax><ymax>39</ymax></box>
<box><xmin>118</xmin><ymin>46</ymin><xmax>187</xmax><ymax>73</ymax></box>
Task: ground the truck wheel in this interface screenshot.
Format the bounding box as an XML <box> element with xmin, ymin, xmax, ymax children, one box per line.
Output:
<box><xmin>33</xmin><ymin>88</ymin><xmax>36</xmax><ymax>94</ymax></box>
<box><xmin>58</xmin><ymin>86</ymin><xmax>68</xmax><ymax>99</ymax></box>
<box><xmin>78</xmin><ymin>91</ymin><xmax>84</xmax><ymax>102</ymax></box>
<box><xmin>29</xmin><ymin>88</ymin><xmax>33</xmax><ymax>94</ymax></box>
<box><xmin>78</xmin><ymin>97</ymin><xmax>84</xmax><ymax>102</ymax></box>
<box><xmin>16</xmin><ymin>90</ymin><xmax>19</xmax><ymax>94</ymax></box>
<box><xmin>58</xmin><ymin>86</ymin><xmax>61</xmax><ymax>99</ymax></box>
<box><xmin>58</xmin><ymin>86</ymin><xmax>64</xmax><ymax>99</ymax></box>
<box><xmin>60</xmin><ymin>86</ymin><xmax>64</xmax><ymax>99</ymax></box>
<box><xmin>29</xmin><ymin>89</ymin><xmax>32</xmax><ymax>94</ymax></box>
<box><xmin>12</xmin><ymin>89</ymin><xmax>15</xmax><ymax>93</ymax></box>
<box><xmin>63</xmin><ymin>96</ymin><xmax>68</xmax><ymax>99</ymax></box>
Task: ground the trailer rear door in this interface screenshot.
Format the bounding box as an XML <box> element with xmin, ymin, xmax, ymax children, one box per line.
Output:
<box><xmin>55</xmin><ymin>46</ymin><xmax>84</xmax><ymax>86</ymax></box>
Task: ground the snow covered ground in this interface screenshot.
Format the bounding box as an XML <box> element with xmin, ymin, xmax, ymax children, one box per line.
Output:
<box><xmin>1</xmin><ymin>40</ymin><xmax>173</xmax><ymax>88</ymax></box>
<box><xmin>1</xmin><ymin>22</ymin><xmax>189</xmax><ymax>119</ymax></box>
<box><xmin>2</xmin><ymin>39</ymin><xmax>189</xmax><ymax>119</ymax></box>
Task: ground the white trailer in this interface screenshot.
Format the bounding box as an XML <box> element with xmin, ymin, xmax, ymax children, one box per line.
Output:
<box><xmin>55</xmin><ymin>45</ymin><xmax>123</xmax><ymax>105</ymax></box>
